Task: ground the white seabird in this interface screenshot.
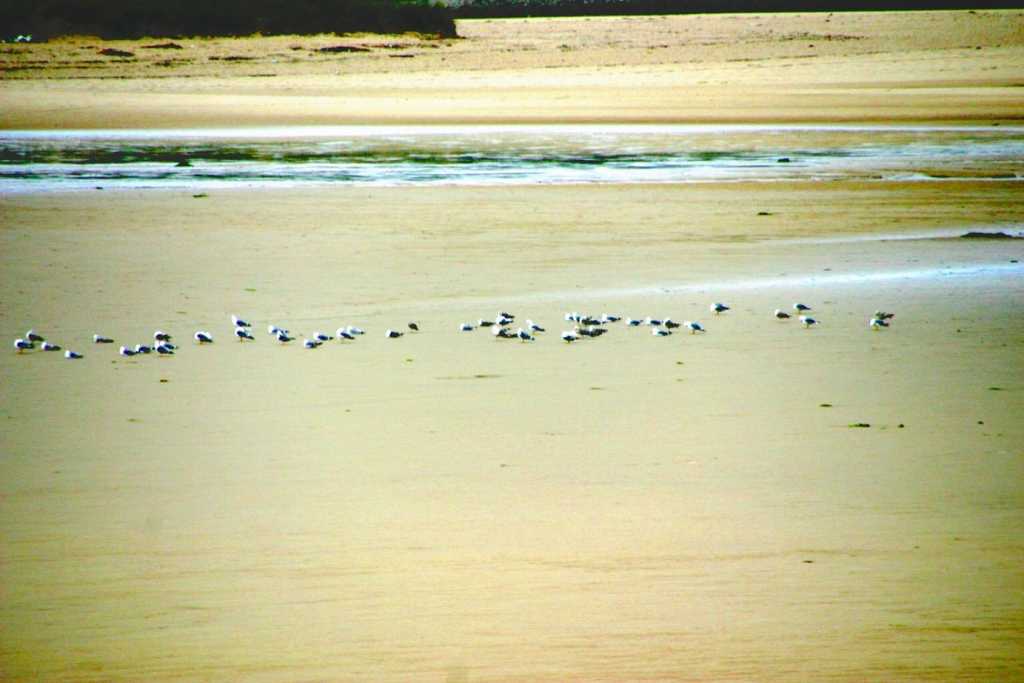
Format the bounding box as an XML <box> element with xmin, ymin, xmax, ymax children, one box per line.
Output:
<box><xmin>516</xmin><ymin>328</ymin><xmax>534</xmax><ymax>342</ymax></box>
<box><xmin>459</xmin><ymin>323</ymin><xmax>475</xmax><ymax>331</ymax></box>
<box><xmin>41</xmin><ymin>341</ymin><xmax>62</xmax><ymax>351</ymax></box>
<box><xmin>799</xmin><ymin>315</ymin><xmax>819</xmax><ymax>328</ymax></box>
<box><xmin>134</xmin><ymin>344</ymin><xmax>153</xmax><ymax>354</ymax></box>
<box><xmin>645</xmin><ymin>317</ymin><xmax>663</xmax><ymax>326</ymax></box>
<box><xmin>64</xmin><ymin>350</ymin><xmax>83</xmax><ymax>359</ymax></box>
<box><xmin>235</xmin><ymin>327</ymin><xmax>255</xmax><ymax>341</ymax></box>
<box><xmin>526</xmin><ymin>319</ymin><xmax>545</xmax><ymax>333</ymax></box>
<box><xmin>624</xmin><ymin>317</ymin><xmax>643</xmax><ymax>327</ymax></box>
<box><xmin>14</xmin><ymin>338</ymin><xmax>34</xmax><ymax>353</ymax></box>
<box><xmin>346</xmin><ymin>326</ymin><xmax>365</xmax><ymax>336</ymax></box>
<box><xmin>477</xmin><ymin>318</ymin><xmax>495</xmax><ymax>327</ymax></box>
<box><xmin>194</xmin><ymin>331</ymin><xmax>214</xmax><ymax>344</ymax></box>
<box><xmin>561</xmin><ymin>331</ymin><xmax>580</xmax><ymax>343</ymax></box>
<box><xmin>683</xmin><ymin>321</ymin><xmax>705</xmax><ymax>334</ymax></box>
<box><xmin>653</xmin><ymin>328</ymin><xmax>673</xmax><ymax>337</ymax></box>
<box><xmin>232</xmin><ymin>315</ymin><xmax>251</xmax><ymax>327</ymax></box>
<box><xmin>94</xmin><ymin>334</ymin><xmax>115</xmax><ymax>343</ymax></box>
<box><xmin>268</xmin><ymin>325</ymin><xmax>289</xmax><ymax>336</ymax></box>
<box><xmin>156</xmin><ymin>343</ymin><xmax>175</xmax><ymax>355</ymax></box>
<box><xmin>869</xmin><ymin>317</ymin><xmax>889</xmax><ymax>330</ymax></box>
<box><xmin>774</xmin><ymin>309</ymin><xmax>792</xmax><ymax>320</ymax></box>
<box><xmin>276</xmin><ymin>331</ymin><xmax>295</xmax><ymax>343</ymax></box>
<box><xmin>601</xmin><ymin>314</ymin><xmax>621</xmax><ymax>323</ymax></box>
<box><xmin>313</xmin><ymin>332</ymin><xmax>332</xmax><ymax>342</ymax></box>
<box><xmin>664</xmin><ymin>318</ymin><xmax>681</xmax><ymax>329</ymax></box>
<box><xmin>25</xmin><ymin>330</ymin><xmax>45</xmax><ymax>343</ymax></box>
<box><xmin>119</xmin><ymin>346</ymin><xmax>137</xmax><ymax>356</ymax></box>
<box><xmin>337</xmin><ymin>329</ymin><xmax>355</xmax><ymax>341</ymax></box>
<box><xmin>710</xmin><ymin>302</ymin><xmax>730</xmax><ymax>315</ymax></box>
<box><xmin>154</xmin><ymin>331</ymin><xmax>172</xmax><ymax>342</ymax></box>
<box><xmin>794</xmin><ymin>303</ymin><xmax>812</xmax><ymax>312</ymax></box>
<box><xmin>385</xmin><ymin>330</ymin><xmax>404</xmax><ymax>338</ymax></box>
<box><xmin>303</xmin><ymin>338</ymin><xmax>321</xmax><ymax>349</ymax></box>
<box><xmin>493</xmin><ymin>326</ymin><xmax>515</xmax><ymax>339</ymax></box>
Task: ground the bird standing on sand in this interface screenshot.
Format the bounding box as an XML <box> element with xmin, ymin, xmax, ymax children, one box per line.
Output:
<box><xmin>154</xmin><ymin>331</ymin><xmax>172</xmax><ymax>342</ymax></box>
<box><xmin>794</xmin><ymin>303</ymin><xmax>812</xmax><ymax>312</ymax></box>
<box><xmin>684</xmin><ymin>321</ymin><xmax>705</xmax><ymax>334</ymax></box>
<box><xmin>41</xmin><ymin>341</ymin><xmax>62</xmax><ymax>351</ymax></box>
<box><xmin>653</xmin><ymin>328</ymin><xmax>672</xmax><ymax>337</ymax></box>
<box><xmin>799</xmin><ymin>316</ymin><xmax>819</xmax><ymax>328</ymax></box>
<box><xmin>516</xmin><ymin>328</ymin><xmax>534</xmax><ymax>342</ymax></box>
<box><xmin>26</xmin><ymin>330</ymin><xmax>45</xmax><ymax>343</ymax></box>
<box><xmin>459</xmin><ymin>323</ymin><xmax>475</xmax><ymax>331</ymax></box>
<box><xmin>774</xmin><ymin>309</ymin><xmax>791</xmax><ymax>320</ymax></box>
<box><xmin>869</xmin><ymin>317</ymin><xmax>889</xmax><ymax>330</ymax></box>
<box><xmin>195</xmin><ymin>331</ymin><xmax>214</xmax><ymax>344</ymax></box>
<box><xmin>235</xmin><ymin>327</ymin><xmax>255</xmax><ymax>341</ymax></box>
<box><xmin>14</xmin><ymin>339</ymin><xmax>34</xmax><ymax>353</ymax></box>
<box><xmin>526</xmin><ymin>320</ymin><xmax>545</xmax><ymax>333</ymax></box>
<box><xmin>276</xmin><ymin>331</ymin><xmax>295</xmax><ymax>343</ymax></box>
<box><xmin>232</xmin><ymin>315</ymin><xmax>251</xmax><ymax>327</ymax></box>
<box><xmin>874</xmin><ymin>311</ymin><xmax>895</xmax><ymax>321</ymax></box>
<box><xmin>710</xmin><ymin>302</ymin><xmax>730</xmax><ymax>315</ymax></box>
<box><xmin>562</xmin><ymin>331</ymin><xmax>580</xmax><ymax>343</ymax></box>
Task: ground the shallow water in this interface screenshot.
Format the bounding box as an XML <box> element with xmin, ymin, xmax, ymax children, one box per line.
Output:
<box><xmin>2</xmin><ymin>124</ymin><xmax>1023</xmax><ymax>193</ymax></box>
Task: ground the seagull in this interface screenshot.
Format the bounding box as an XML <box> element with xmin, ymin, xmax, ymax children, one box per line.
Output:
<box><xmin>645</xmin><ymin>317</ymin><xmax>663</xmax><ymax>326</ymax></box>
<box><xmin>499</xmin><ymin>311</ymin><xmax>515</xmax><ymax>320</ymax></box>
<box><xmin>710</xmin><ymin>302</ymin><xmax>730</xmax><ymax>315</ymax></box>
<box><xmin>774</xmin><ymin>309</ymin><xmax>792</xmax><ymax>319</ymax></box>
<box><xmin>134</xmin><ymin>344</ymin><xmax>153</xmax><ymax>354</ymax></box>
<box><xmin>119</xmin><ymin>346</ymin><xmax>137</xmax><ymax>356</ymax></box>
<box><xmin>41</xmin><ymin>341</ymin><xmax>62</xmax><ymax>351</ymax></box>
<box><xmin>337</xmin><ymin>329</ymin><xmax>355</xmax><ymax>341</ymax></box>
<box><xmin>408</xmin><ymin>322</ymin><xmax>419</xmax><ymax>332</ymax></box>
<box><xmin>526</xmin><ymin>319</ymin><xmax>545</xmax><ymax>333</ymax></box>
<box><xmin>874</xmin><ymin>311</ymin><xmax>895</xmax><ymax>320</ymax></box>
<box><xmin>232</xmin><ymin>315</ymin><xmax>251</xmax><ymax>327</ymax></box>
<box><xmin>194</xmin><ymin>331</ymin><xmax>214</xmax><ymax>344</ymax></box>
<box><xmin>561</xmin><ymin>331</ymin><xmax>580</xmax><ymax>343</ymax></box>
<box><xmin>664</xmin><ymin>318</ymin><xmax>681</xmax><ymax>329</ymax></box>
<box><xmin>268</xmin><ymin>325</ymin><xmax>289</xmax><ymax>336</ymax></box>
<box><xmin>64</xmin><ymin>350</ymin><xmax>83</xmax><ymax>359</ymax></box>
<box><xmin>566</xmin><ymin>312</ymin><xmax>582</xmax><ymax>323</ymax></box>
<box><xmin>93</xmin><ymin>334</ymin><xmax>115</xmax><ymax>343</ymax></box>
<box><xmin>25</xmin><ymin>330</ymin><xmax>45</xmax><ymax>343</ymax></box>
<box><xmin>276</xmin><ymin>331</ymin><xmax>295</xmax><ymax>343</ymax></box>
<box><xmin>313</xmin><ymin>332</ymin><xmax>333</xmax><ymax>342</ymax></box>
<box><xmin>459</xmin><ymin>323</ymin><xmax>475</xmax><ymax>331</ymax></box>
<box><xmin>493</xmin><ymin>326</ymin><xmax>515</xmax><ymax>339</ymax></box>
<box><xmin>477</xmin><ymin>319</ymin><xmax>495</xmax><ymax>327</ymax></box>
<box><xmin>625</xmin><ymin>317</ymin><xmax>643</xmax><ymax>327</ymax></box>
<box><xmin>235</xmin><ymin>327</ymin><xmax>255</xmax><ymax>341</ymax></box>
<box><xmin>580</xmin><ymin>316</ymin><xmax>602</xmax><ymax>326</ymax></box>
<box><xmin>156</xmin><ymin>343</ymin><xmax>175</xmax><ymax>355</ymax></box>
<box><xmin>385</xmin><ymin>330</ymin><xmax>404</xmax><ymax>338</ymax></box>
<box><xmin>345</xmin><ymin>326</ymin><xmax>365</xmax><ymax>336</ymax></box>
<box><xmin>14</xmin><ymin>339</ymin><xmax>34</xmax><ymax>353</ymax></box>
<box><xmin>869</xmin><ymin>317</ymin><xmax>889</xmax><ymax>330</ymax></box>
<box><xmin>303</xmin><ymin>338</ymin><xmax>321</xmax><ymax>349</ymax></box>
<box><xmin>154</xmin><ymin>331</ymin><xmax>172</xmax><ymax>342</ymax></box>
<box><xmin>794</xmin><ymin>303</ymin><xmax>812</xmax><ymax>312</ymax></box>
<box><xmin>601</xmin><ymin>314</ymin><xmax>621</xmax><ymax>323</ymax></box>
<box><xmin>799</xmin><ymin>315</ymin><xmax>819</xmax><ymax>328</ymax></box>
<box><xmin>653</xmin><ymin>328</ymin><xmax>673</xmax><ymax>337</ymax></box>
<box><xmin>516</xmin><ymin>328</ymin><xmax>534</xmax><ymax>342</ymax></box>
<box><xmin>684</xmin><ymin>321</ymin><xmax>705</xmax><ymax>334</ymax></box>
<box><xmin>495</xmin><ymin>314</ymin><xmax>513</xmax><ymax>327</ymax></box>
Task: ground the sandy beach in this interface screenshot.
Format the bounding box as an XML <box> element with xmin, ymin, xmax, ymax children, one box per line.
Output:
<box><xmin>2</xmin><ymin>11</ymin><xmax>1024</xmax><ymax>683</ymax></box>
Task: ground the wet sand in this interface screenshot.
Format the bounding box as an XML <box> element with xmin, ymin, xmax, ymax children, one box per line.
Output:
<box><xmin>2</xmin><ymin>11</ymin><xmax>1024</xmax><ymax>683</ymax></box>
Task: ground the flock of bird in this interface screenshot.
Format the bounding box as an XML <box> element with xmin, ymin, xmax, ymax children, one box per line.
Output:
<box><xmin>11</xmin><ymin>303</ymin><xmax>896</xmax><ymax>358</ymax></box>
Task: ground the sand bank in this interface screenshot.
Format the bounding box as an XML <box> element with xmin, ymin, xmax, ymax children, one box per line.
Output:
<box><xmin>2</xmin><ymin>181</ymin><xmax>1023</xmax><ymax>681</ymax></box>
<box><xmin>2</xmin><ymin>11</ymin><xmax>1023</xmax><ymax>128</ymax></box>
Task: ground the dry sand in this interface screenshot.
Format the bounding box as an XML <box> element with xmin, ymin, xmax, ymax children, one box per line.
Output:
<box><xmin>2</xmin><ymin>11</ymin><xmax>1024</xmax><ymax>683</ymax></box>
